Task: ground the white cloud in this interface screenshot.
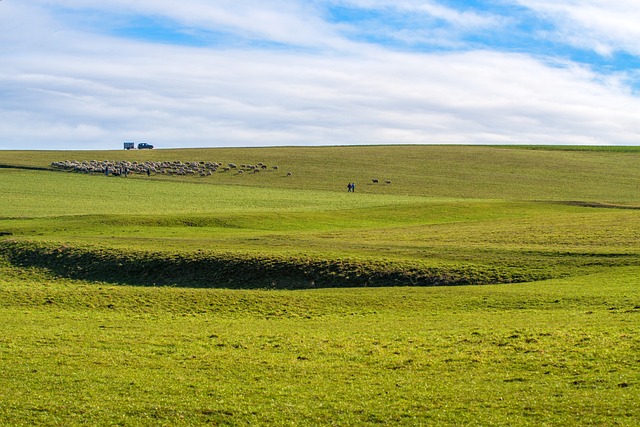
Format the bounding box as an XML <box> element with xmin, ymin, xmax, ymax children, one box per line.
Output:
<box><xmin>1</xmin><ymin>2</ymin><xmax>639</xmax><ymax>150</ymax></box>
<box><xmin>518</xmin><ymin>0</ymin><xmax>640</xmax><ymax>56</ymax></box>
<box><xmin>29</xmin><ymin>0</ymin><xmax>346</xmax><ymax>50</ymax></box>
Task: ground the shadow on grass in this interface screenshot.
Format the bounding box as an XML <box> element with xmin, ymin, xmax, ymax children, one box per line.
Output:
<box><xmin>0</xmin><ymin>240</ymin><xmax>540</xmax><ymax>290</ymax></box>
<box><xmin>0</xmin><ymin>164</ymin><xmax>53</xmax><ymax>172</ymax></box>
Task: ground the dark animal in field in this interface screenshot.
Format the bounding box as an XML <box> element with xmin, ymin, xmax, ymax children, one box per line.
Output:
<box><xmin>372</xmin><ymin>179</ymin><xmax>379</xmax><ymax>183</ymax></box>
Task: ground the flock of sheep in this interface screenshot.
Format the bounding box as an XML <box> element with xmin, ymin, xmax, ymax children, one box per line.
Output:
<box><xmin>49</xmin><ymin>160</ymin><xmax>391</xmax><ymax>186</ymax></box>
<box><xmin>49</xmin><ymin>159</ymin><xmax>289</xmax><ymax>177</ymax></box>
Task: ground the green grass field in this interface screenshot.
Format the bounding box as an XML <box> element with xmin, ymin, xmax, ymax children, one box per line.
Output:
<box><xmin>1</xmin><ymin>145</ymin><xmax>639</xmax><ymax>425</ymax></box>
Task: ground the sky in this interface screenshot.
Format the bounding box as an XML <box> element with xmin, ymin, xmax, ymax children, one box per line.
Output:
<box><xmin>1</xmin><ymin>1</ymin><xmax>640</xmax><ymax>150</ymax></box>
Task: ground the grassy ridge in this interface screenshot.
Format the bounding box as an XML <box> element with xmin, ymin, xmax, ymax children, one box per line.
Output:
<box><xmin>0</xmin><ymin>240</ymin><xmax>549</xmax><ymax>289</ymax></box>
<box><xmin>1</xmin><ymin>145</ymin><xmax>639</xmax><ymax>288</ymax></box>
<box><xmin>1</xmin><ymin>198</ymin><xmax>639</xmax><ymax>287</ymax></box>
<box><xmin>2</xmin><ymin>145</ymin><xmax>640</xmax><ymax>200</ymax></box>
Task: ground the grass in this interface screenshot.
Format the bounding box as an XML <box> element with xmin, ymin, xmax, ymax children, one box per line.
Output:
<box><xmin>2</xmin><ymin>145</ymin><xmax>640</xmax><ymax>200</ymax></box>
<box><xmin>1</xmin><ymin>145</ymin><xmax>639</xmax><ymax>425</ymax></box>
<box><xmin>0</xmin><ymin>258</ymin><xmax>638</xmax><ymax>426</ymax></box>
<box><xmin>1</xmin><ymin>167</ymin><xmax>638</xmax><ymax>287</ymax></box>
<box><xmin>0</xmin><ymin>168</ymin><xmax>421</xmax><ymax>218</ymax></box>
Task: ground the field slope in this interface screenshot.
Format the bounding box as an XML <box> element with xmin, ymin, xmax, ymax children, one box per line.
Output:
<box><xmin>1</xmin><ymin>145</ymin><xmax>639</xmax><ymax>425</ymax></box>
<box><xmin>1</xmin><ymin>145</ymin><xmax>639</xmax><ymax>288</ymax></box>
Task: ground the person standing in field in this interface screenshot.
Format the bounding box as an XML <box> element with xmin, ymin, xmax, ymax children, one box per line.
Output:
<box><xmin>347</xmin><ymin>183</ymin><xmax>352</xmax><ymax>192</ymax></box>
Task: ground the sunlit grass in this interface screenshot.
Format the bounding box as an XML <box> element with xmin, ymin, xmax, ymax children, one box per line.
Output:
<box><xmin>1</xmin><ymin>155</ymin><xmax>639</xmax><ymax>287</ymax></box>
<box><xmin>1</xmin><ymin>259</ymin><xmax>638</xmax><ymax>426</ymax></box>
<box><xmin>0</xmin><ymin>169</ymin><xmax>421</xmax><ymax>218</ymax></box>
<box><xmin>3</xmin><ymin>145</ymin><xmax>640</xmax><ymax>200</ymax></box>
<box><xmin>1</xmin><ymin>145</ymin><xmax>639</xmax><ymax>425</ymax></box>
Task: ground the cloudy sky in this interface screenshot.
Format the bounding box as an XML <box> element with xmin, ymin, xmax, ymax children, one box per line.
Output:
<box><xmin>2</xmin><ymin>1</ymin><xmax>640</xmax><ymax>150</ymax></box>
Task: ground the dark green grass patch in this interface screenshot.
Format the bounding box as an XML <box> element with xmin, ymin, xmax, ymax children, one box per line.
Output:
<box><xmin>0</xmin><ymin>240</ymin><xmax>545</xmax><ymax>289</ymax></box>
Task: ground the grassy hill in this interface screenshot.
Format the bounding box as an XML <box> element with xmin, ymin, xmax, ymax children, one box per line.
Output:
<box><xmin>1</xmin><ymin>145</ymin><xmax>639</xmax><ymax>425</ymax></box>
<box><xmin>2</xmin><ymin>145</ymin><xmax>640</xmax><ymax>200</ymax></box>
<box><xmin>1</xmin><ymin>145</ymin><xmax>639</xmax><ymax>288</ymax></box>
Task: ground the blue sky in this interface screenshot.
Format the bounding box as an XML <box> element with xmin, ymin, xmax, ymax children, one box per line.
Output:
<box><xmin>1</xmin><ymin>0</ymin><xmax>640</xmax><ymax>150</ymax></box>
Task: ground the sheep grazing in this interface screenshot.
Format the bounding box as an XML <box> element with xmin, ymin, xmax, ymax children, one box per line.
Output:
<box><xmin>50</xmin><ymin>158</ymin><xmax>289</xmax><ymax>179</ymax></box>
<box><xmin>385</xmin><ymin>180</ymin><xmax>391</xmax><ymax>184</ymax></box>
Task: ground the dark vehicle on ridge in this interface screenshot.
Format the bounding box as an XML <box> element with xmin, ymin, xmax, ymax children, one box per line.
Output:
<box><xmin>138</xmin><ymin>142</ymin><xmax>154</xmax><ymax>149</ymax></box>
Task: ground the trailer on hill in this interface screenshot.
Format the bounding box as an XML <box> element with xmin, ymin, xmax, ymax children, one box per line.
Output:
<box><xmin>124</xmin><ymin>142</ymin><xmax>154</xmax><ymax>149</ymax></box>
